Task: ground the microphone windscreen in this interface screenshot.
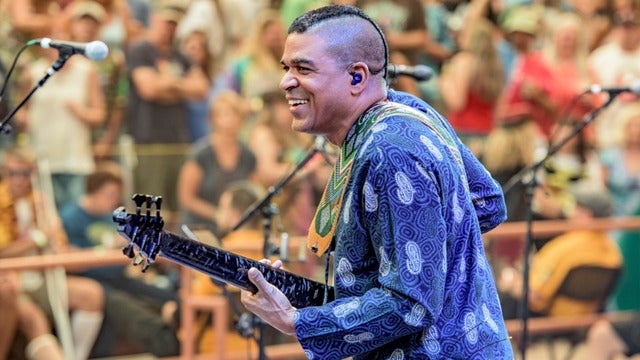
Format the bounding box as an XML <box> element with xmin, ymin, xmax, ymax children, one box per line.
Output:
<box><xmin>85</xmin><ymin>41</ymin><xmax>109</xmax><ymax>61</ymax></box>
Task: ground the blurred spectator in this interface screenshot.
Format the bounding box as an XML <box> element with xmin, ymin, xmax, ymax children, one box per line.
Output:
<box><xmin>192</xmin><ymin>180</ymin><xmax>265</xmax><ymax>353</ymax></box>
<box><xmin>586</xmin><ymin>310</ymin><xmax>640</xmax><ymax>360</ymax></box>
<box><xmin>482</xmin><ymin>102</ymin><xmax>544</xmax><ymax>222</ymax></box>
<box><xmin>461</xmin><ymin>0</ymin><xmax>516</xmax><ymax>81</ymax></box>
<box><xmin>566</xmin><ymin>0</ymin><xmax>614</xmax><ymax>52</ymax></box>
<box><xmin>498</xmin><ymin>188</ymin><xmax>622</xmax><ymax>319</ymax></box>
<box><xmin>417</xmin><ymin>0</ymin><xmax>457</xmax><ymax>110</ymax></box>
<box><xmin>59</xmin><ymin>161</ymin><xmax>180</xmax><ymax>358</ymax></box>
<box><xmin>533</xmin><ymin>120</ymin><xmax>603</xmax><ymax>219</ymax></box>
<box><xmin>0</xmin><ymin>0</ymin><xmax>18</xmax><ymax>61</ymax></box>
<box><xmin>225</xmin><ymin>9</ymin><xmax>286</xmax><ymax>103</ymax></box>
<box><xmin>177</xmin><ymin>90</ymin><xmax>257</xmax><ymax>238</ymax></box>
<box><xmin>600</xmin><ymin>103</ymin><xmax>640</xmax><ymax>217</ymax></box>
<box><xmin>4</xmin><ymin>286</ymin><xmax>67</xmax><ymax>360</ymax></box>
<box><xmin>62</xmin><ymin>1</ymin><xmax>129</xmax><ymax>163</ymax></box>
<box><xmin>60</xmin><ymin>162</ymin><xmax>177</xmax><ymax>305</ymax></box>
<box><xmin>440</xmin><ymin>17</ymin><xmax>503</xmax><ymax>156</ymax></box>
<box><xmin>0</xmin><ymin>146</ymin><xmax>104</xmax><ymax>360</ymax></box>
<box><xmin>247</xmin><ymin>90</ymin><xmax>331</xmax><ymax>236</ymax></box>
<box><xmin>542</xmin><ymin>11</ymin><xmax>601</xmax><ymax>137</ymax></box>
<box><xmin>601</xmin><ymin>103</ymin><xmax>640</xmax><ymax>314</ymax></box>
<box><xmin>546</xmin><ymin>119</ymin><xmax>605</xmax><ymax>191</ymax></box>
<box><xmin>177</xmin><ymin>0</ymin><xmax>267</xmax><ymax>67</ymax></box>
<box><xmin>193</xmin><ymin>180</ymin><xmax>295</xmax><ymax>352</ymax></box>
<box><xmin>589</xmin><ymin>9</ymin><xmax>640</xmax><ymax>148</ymax></box>
<box><xmin>93</xmin><ymin>0</ymin><xmax>145</xmax><ymax>50</ymax></box>
<box><xmin>356</xmin><ymin>0</ymin><xmax>428</xmax><ymax>66</ymax></box>
<box><xmin>16</xmin><ymin>5</ymin><xmax>107</xmax><ymax>210</ymax></box>
<box><xmin>127</xmin><ymin>0</ymin><xmax>151</xmax><ymax>28</ymax></box>
<box><xmin>5</xmin><ymin>0</ymin><xmax>65</xmax><ymax>42</ymax></box>
<box><xmin>125</xmin><ymin>0</ymin><xmax>208</xmax><ymax>212</ymax></box>
<box><xmin>280</xmin><ymin>0</ymin><xmax>326</xmax><ymax>28</ymax></box>
<box><xmin>356</xmin><ymin>0</ymin><xmax>429</xmax><ymax>97</ymax></box>
<box><xmin>181</xmin><ymin>29</ymin><xmax>214</xmax><ymax>142</ymax></box>
<box><xmin>482</xmin><ymin>102</ymin><xmax>543</xmax><ymax>266</ymax></box>
<box><xmin>0</xmin><ymin>57</ymin><xmax>16</xmax><ymax>149</ymax></box>
<box><xmin>248</xmin><ymin>90</ymin><xmax>316</xmax><ymax>187</ymax></box>
<box><xmin>497</xmin><ymin>5</ymin><xmax>560</xmax><ymax>139</ymax></box>
<box><xmin>0</xmin><ymin>271</ymin><xmax>19</xmax><ymax>359</ymax></box>
<box><xmin>420</xmin><ymin>0</ymin><xmax>456</xmax><ymax>67</ymax></box>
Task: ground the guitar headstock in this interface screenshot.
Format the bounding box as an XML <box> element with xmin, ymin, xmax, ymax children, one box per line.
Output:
<box><xmin>112</xmin><ymin>194</ymin><xmax>165</xmax><ymax>272</ymax></box>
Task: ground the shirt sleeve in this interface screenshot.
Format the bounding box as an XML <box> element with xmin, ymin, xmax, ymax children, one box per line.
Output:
<box><xmin>387</xmin><ymin>89</ymin><xmax>507</xmax><ymax>232</ymax></box>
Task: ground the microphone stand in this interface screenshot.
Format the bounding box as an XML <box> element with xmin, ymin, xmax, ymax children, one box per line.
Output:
<box><xmin>502</xmin><ymin>92</ymin><xmax>620</xmax><ymax>360</ymax></box>
<box><xmin>232</xmin><ymin>136</ymin><xmax>329</xmax><ymax>360</ymax></box>
<box><xmin>0</xmin><ymin>50</ymin><xmax>72</xmax><ymax>134</ymax></box>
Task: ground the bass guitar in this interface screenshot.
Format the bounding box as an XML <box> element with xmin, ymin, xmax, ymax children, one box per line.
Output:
<box><xmin>112</xmin><ymin>194</ymin><xmax>334</xmax><ymax>308</ymax></box>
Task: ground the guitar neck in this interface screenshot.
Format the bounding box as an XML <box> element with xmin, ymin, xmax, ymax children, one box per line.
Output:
<box><xmin>154</xmin><ymin>231</ymin><xmax>333</xmax><ymax>308</ymax></box>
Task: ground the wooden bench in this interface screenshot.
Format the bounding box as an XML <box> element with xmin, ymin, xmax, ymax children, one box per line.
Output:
<box><xmin>484</xmin><ymin>216</ymin><xmax>640</xmax><ymax>239</ymax></box>
<box><xmin>505</xmin><ymin>311</ymin><xmax>635</xmax><ymax>341</ymax></box>
<box><xmin>506</xmin><ymin>312</ymin><xmax>636</xmax><ymax>359</ymax></box>
<box><xmin>489</xmin><ymin>217</ymin><xmax>640</xmax><ymax>359</ymax></box>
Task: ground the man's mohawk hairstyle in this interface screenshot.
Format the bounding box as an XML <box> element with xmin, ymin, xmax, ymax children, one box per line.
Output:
<box><xmin>288</xmin><ymin>5</ymin><xmax>389</xmax><ymax>77</ymax></box>
<box><xmin>288</xmin><ymin>5</ymin><xmax>367</xmax><ymax>34</ymax></box>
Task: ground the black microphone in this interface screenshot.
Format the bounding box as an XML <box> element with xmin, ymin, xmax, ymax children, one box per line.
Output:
<box><xmin>27</xmin><ymin>38</ymin><xmax>109</xmax><ymax>61</ymax></box>
<box><xmin>387</xmin><ymin>64</ymin><xmax>433</xmax><ymax>81</ymax></box>
<box><xmin>587</xmin><ymin>81</ymin><xmax>640</xmax><ymax>96</ymax></box>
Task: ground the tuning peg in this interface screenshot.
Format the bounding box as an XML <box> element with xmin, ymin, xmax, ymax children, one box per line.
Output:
<box><xmin>122</xmin><ymin>244</ymin><xmax>135</xmax><ymax>258</ymax></box>
<box><xmin>132</xmin><ymin>194</ymin><xmax>147</xmax><ymax>215</ymax></box>
<box><xmin>145</xmin><ymin>195</ymin><xmax>153</xmax><ymax>217</ymax></box>
<box><xmin>153</xmin><ymin>196</ymin><xmax>163</xmax><ymax>217</ymax></box>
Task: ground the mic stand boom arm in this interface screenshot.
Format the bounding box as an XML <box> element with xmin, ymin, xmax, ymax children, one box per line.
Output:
<box><xmin>503</xmin><ymin>92</ymin><xmax>619</xmax><ymax>360</ymax></box>
<box><xmin>231</xmin><ymin>137</ymin><xmax>327</xmax><ymax>360</ymax></box>
<box><xmin>232</xmin><ymin>136</ymin><xmax>327</xmax><ymax>236</ymax></box>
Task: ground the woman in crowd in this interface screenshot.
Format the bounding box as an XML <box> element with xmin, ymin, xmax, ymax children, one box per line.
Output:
<box><xmin>177</xmin><ymin>90</ymin><xmax>256</xmax><ymax>238</ymax></box>
<box><xmin>225</xmin><ymin>9</ymin><xmax>286</xmax><ymax>103</ymax></box>
<box><xmin>542</xmin><ymin>11</ymin><xmax>600</xmax><ymax>143</ymax></box>
<box><xmin>181</xmin><ymin>29</ymin><xmax>215</xmax><ymax>142</ymax></box>
<box><xmin>439</xmin><ymin>17</ymin><xmax>503</xmax><ymax>156</ymax></box>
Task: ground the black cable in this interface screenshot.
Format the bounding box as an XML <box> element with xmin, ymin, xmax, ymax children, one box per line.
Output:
<box><xmin>0</xmin><ymin>43</ymin><xmax>31</xmax><ymax>99</ymax></box>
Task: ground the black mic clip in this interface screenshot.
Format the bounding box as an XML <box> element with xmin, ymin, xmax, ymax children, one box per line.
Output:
<box><xmin>386</xmin><ymin>64</ymin><xmax>434</xmax><ymax>82</ymax></box>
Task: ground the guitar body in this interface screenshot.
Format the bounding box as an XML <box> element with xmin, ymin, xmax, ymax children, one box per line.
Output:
<box><xmin>112</xmin><ymin>194</ymin><xmax>334</xmax><ymax>308</ymax></box>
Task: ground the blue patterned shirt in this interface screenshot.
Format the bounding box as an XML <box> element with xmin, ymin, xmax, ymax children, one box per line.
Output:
<box><xmin>294</xmin><ymin>92</ymin><xmax>512</xmax><ymax>359</ymax></box>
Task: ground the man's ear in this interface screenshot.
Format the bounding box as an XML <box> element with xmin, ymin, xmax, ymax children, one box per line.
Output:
<box><xmin>348</xmin><ymin>62</ymin><xmax>368</xmax><ymax>92</ymax></box>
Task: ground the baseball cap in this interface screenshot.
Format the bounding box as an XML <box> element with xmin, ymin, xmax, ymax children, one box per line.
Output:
<box><xmin>501</xmin><ymin>5</ymin><xmax>541</xmax><ymax>35</ymax></box>
<box><xmin>70</xmin><ymin>1</ymin><xmax>106</xmax><ymax>23</ymax></box>
<box><xmin>155</xmin><ymin>0</ymin><xmax>187</xmax><ymax>23</ymax></box>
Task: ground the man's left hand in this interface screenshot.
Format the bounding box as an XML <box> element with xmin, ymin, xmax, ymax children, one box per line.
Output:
<box><xmin>241</xmin><ymin>259</ymin><xmax>298</xmax><ymax>337</ymax></box>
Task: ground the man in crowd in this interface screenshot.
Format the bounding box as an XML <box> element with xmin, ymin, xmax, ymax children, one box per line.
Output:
<box><xmin>125</xmin><ymin>0</ymin><xmax>208</xmax><ymax>212</ymax></box>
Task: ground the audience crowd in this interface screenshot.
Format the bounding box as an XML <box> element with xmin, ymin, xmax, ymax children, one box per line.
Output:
<box><xmin>1</xmin><ymin>0</ymin><xmax>640</xmax><ymax>358</ymax></box>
